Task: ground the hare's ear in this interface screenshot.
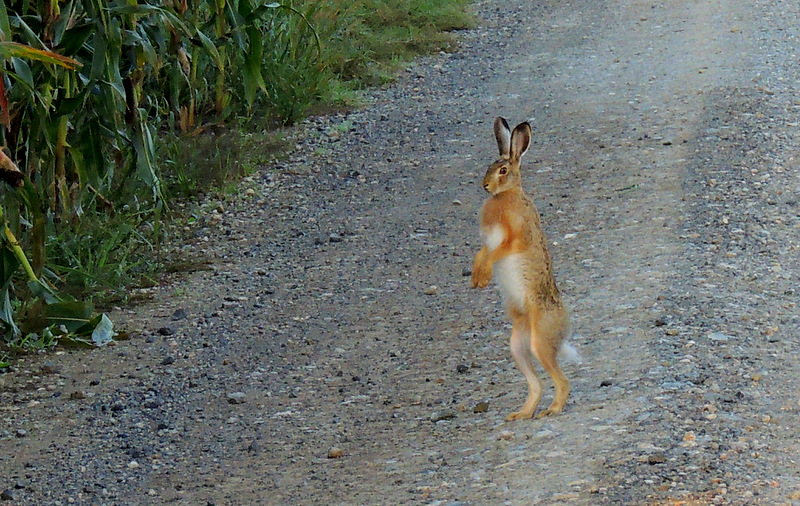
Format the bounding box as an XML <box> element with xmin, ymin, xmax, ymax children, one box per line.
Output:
<box><xmin>494</xmin><ymin>117</ymin><xmax>511</xmax><ymax>158</ymax></box>
<box><xmin>510</xmin><ymin>122</ymin><xmax>532</xmax><ymax>162</ymax></box>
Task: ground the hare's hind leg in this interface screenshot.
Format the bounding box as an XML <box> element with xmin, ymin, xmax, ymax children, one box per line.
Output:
<box><xmin>531</xmin><ymin>332</ymin><xmax>570</xmax><ymax>418</ymax></box>
<box><xmin>505</xmin><ymin>314</ymin><xmax>543</xmax><ymax>421</ymax></box>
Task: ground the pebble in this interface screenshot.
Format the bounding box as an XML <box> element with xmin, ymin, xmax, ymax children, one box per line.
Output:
<box><xmin>327</xmin><ymin>447</ymin><xmax>345</xmax><ymax>459</ymax></box>
<box><xmin>157</xmin><ymin>327</ymin><xmax>174</xmax><ymax>336</ymax></box>
<box><xmin>431</xmin><ymin>411</ymin><xmax>456</xmax><ymax>422</ymax></box>
<box><xmin>70</xmin><ymin>390</ymin><xmax>86</xmax><ymax>400</ymax></box>
<box><xmin>647</xmin><ymin>453</ymin><xmax>666</xmax><ymax>465</ymax></box>
<box><xmin>161</xmin><ymin>356</ymin><xmax>175</xmax><ymax>366</ymax></box>
<box><xmin>498</xmin><ymin>431</ymin><xmax>514</xmax><ymax>441</ymax></box>
<box><xmin>1</xmin><ymin>489</ymin><xmax>14</xmax><ymax>501</ymax></box>
<box><xmin>171</xmin><ymin>308</ymin><xmax>188</xmax><ymax>320</ymax></box>
<box><xmin>15</xmin><ymin>428</ymin><xmax>26</xmax><ymax>438</ymax></box>
<box><xmin>424</xmin><ymin>285</ymin><xmax>438</xmax><ymax>295</ymax></box>
<box><xmin>41</xmin><ymin>361</ymin><xmax>58</xmax><ymax>375</ymax></box>
<box><xmin>473</xmin><ymin>401</ymin><xmax>489</xmax><ymax>413</ymax></box>
<box><xmin>452</xmin><ymin>199</ymin><xmax>462</xmax><ymax>206</ymax></box>
<box><xmin>329</xmin><ymin>233</ymin><xmax>343</xmax><ymax>243</ymax></box>
<box><xmin>227</xmin><ymin>392</ymin><xmax>247</xmax><ymax>404</ymax></box>
<box><xmin>708</xmin><ymin>332</ymin><xmax>731</xmax><ymax>342</ymax></box>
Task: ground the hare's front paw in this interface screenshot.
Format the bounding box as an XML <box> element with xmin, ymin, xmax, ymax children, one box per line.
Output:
<box><xmin>471</xmin><ymin>266</ymin><xmax>492</xmax><ymax>288</ymax></box>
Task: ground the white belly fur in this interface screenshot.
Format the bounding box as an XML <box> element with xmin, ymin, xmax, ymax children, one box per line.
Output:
<box><xmin>482</xmin><ymin>224</ymin><xmax>505</xmax><ymax>252</ymax></box>
<box><xmin>495</xmin><ymin>254</ymin><xmax>527</xmax><ymax>311</ymax></box>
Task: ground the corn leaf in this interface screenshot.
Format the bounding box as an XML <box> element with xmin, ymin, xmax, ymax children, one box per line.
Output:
<box><xmin>0</xmin><ymin>41</ymin><xmax>82</xmax><ymax>69</ymax></box>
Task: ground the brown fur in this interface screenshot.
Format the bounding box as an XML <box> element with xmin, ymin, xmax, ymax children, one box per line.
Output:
<box><xmin>472</xmin><ymin>117</ymin><xmax>570</xmax><ymax>420</ymax></box>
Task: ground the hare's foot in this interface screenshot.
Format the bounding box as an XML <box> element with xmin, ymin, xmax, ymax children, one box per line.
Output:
<box><xmin>505</xmin><ymin>409</ymin><xmax>535</xmax><ymax>422</ymax></box>
<box><xmin>535</xmin><ymin>405</ymin><xmax>563</xmax><ymax>419</ymax></box>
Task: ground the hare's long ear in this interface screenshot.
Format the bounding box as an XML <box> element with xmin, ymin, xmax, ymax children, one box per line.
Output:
<box><xmin>494</xmin><ymin>117</ymin><xmax>511</xmax><ymax>158</ymax></box>
<box><xmin>510</xmin><ymin>122</ymin><xmax>532</xmax><ymax>162</ymax></box>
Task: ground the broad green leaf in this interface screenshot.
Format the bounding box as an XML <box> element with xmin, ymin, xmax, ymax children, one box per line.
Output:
<box><xmin>242</xmin><ymin>26</ymin><xmax>265</xmax><ymax>106</ymax></box>
<box><xmin>56</xmin><ymin>23</ymin><xmax>95</xmax><ymax>56</ymax></box>
<box><xmin>11</xmin><ymin>57</ymin><xmax>33</xmax><ymax>89</ymax></box>
<box><xmin>0</xmin><ymin>1</ymin><xmax>10</xmax><ymax>41</ymax></box>
<box><xmin>196</xmin><ymin>29</ymin><xmax>222</xmax><ymax>69</ymax></box>
<box><xmin>89</xmin><ymin>31</ymin><xmax>107</xmax><ymax>83</ymax></box>
<box><xmin>43</xmin><ymin>300</ymin><xmax>95</xmax><ymax>332</ymax></box>
<box><xmin>28</xmin><ymin>279</ymin><xmax>61</xmax><ymax>305</ymax></box>
<box><xmin>0</xmin><ymin>248</ymin><xmax>20</xmax><ymax>337</ymax></box>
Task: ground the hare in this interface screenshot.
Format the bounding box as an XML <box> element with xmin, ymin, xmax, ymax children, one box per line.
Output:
<box><xmin>472</xmin><ymin>117</ymin><xmax>571</xmax><ymax>421</ymax></box>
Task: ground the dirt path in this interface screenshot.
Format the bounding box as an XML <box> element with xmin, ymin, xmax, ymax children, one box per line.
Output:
<box><xmin>3</xmin><ymin>0</ymin><xmax>800</xmax><ymax>504</ymax></box>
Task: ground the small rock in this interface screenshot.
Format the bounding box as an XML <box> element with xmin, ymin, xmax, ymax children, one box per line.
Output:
<box><xmin>70</xmin><ymin>390</ymin><xmax>86</xmax><ymax>400</ymax></box>
<box><xmin>456</xmin><ymin>364</ymin><xmax>470</xmax><ymax>374</ymax></box>
<box><xmin>328</xmin><ymin>233</ymin><xmax>343</xmax><ymax>243</ymax></box>
<box><xmin>648</xmin><ymin>453</ymin><xmax>666</xmax><ymax>465</ymax></box>
<box><xmin>157</xmin><ymin>327</ymin><xmax>174</xmax><ymax>336</ymax></box>
<box><xmin>708</xmin><ymin>332</ymin><xmax>730</xmax><ymax>342</ymax></box>
<box><xmin>424</xmin><ymin>285</ymin><xmax>438</xmax><ymax>295</ymax></box>
<box><xmin>227</xmin><ymin>392</ymin><xmax>247</xmax><ymax>404</ymax></box>
<box><xmin>15</xmin><ymin>428</ymin><xmax>26</xmax><ymax>438</ymax></box>
<box><xmin>431</xmin><ymin>411</ymin><xmax>456</xmax><ymax>422</ymax></box>
<box><xmin>462</xmin><ymin>268</ymin><xmax>472</xmax><ymax>277</ymax></box>
<box><xmin>143</xmin><ymin>398</ymin><xmax>162</xmax><ymax>409</ymax></box>
<box><xmin>110</xmin><ymin>401</ymin><xmax>125</xmax><ymax>412</ymax></box>
<box><xmin>473</xmin><ymin>401</ymin><xmax>489</xmax><ymax>413</ymax></box>
<box><xmin>327</xmin><ymin>447</ymin><xmax>345</xmax><ymax>459</ymax></box>
<box><xmin>1</xmin><ymin>489</ymin><xmax>14</xmax><ymax>501</ymax></box>
<box><xmin>600</xmin><ymin>379</ymin><xmax>613</xmax><ymax>387</ymax></box>
<box><xmin>452</xmin><ymin>199</ymin><xmax>462</xmax><ymax>206</ymax></box>
<box><xmin>160</xmin><ymin>356</ymin><xmax>175</xmax><ymax>366</ymax></box>
<box><xmin>498</xmin><ymin>431</ymin><xmax>514</xmax><ymax>441</ymax></box>
<box><xmin>128</xmin><ymin>460</ymin><xmax>140</xmax><ymax>469</ymax></box>
<box><xmin>171</xmin><ymin>308</ymin><xmax>188</xmax><ymax>321</ymax></box>
<box><xmin>41</xmin><ymin>361</ymin><xmax>58</xmax><ymax>375</ymax></box>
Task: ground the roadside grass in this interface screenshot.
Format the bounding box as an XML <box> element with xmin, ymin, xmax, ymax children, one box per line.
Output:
<box><xmin>50</xmin><ymin>0</ymin><xmax>475</xmax><ymax>306</ymax></box>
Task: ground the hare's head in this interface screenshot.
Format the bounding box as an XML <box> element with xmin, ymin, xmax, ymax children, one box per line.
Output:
<box><xmin>482</xmin><ymin>117</ymin><xmax>532</xmax><ymax>195</ymax></box>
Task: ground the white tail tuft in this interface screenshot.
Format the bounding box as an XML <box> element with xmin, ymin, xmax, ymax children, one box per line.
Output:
<box><xmin>558</xmin><ymin>341</ymin><xmax>582</xmax><ymax>365</ymax></box>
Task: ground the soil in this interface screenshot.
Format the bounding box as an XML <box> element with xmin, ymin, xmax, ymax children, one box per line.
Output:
<box><xmin>3</xmin><ymin>0</ymin><xmax>800</xmax><ymax>504</ymax></box>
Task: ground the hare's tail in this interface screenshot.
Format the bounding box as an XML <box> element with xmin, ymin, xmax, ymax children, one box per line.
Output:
<box><xmin>558</xmin><ymin>340</ymin><xmax>582</xmax><ymax>365</ymax></box>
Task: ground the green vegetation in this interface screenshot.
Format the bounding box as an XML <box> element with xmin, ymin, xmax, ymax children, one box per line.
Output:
<box><xmin>0</xmin><ymin>0</ymin><xmax>474</xmax><ymax>360</ymax></box>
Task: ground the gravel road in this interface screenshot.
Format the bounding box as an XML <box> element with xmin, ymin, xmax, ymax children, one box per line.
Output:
<box><xmin>3</xmin><ymin>0</ymin><xmax>800</xmax><ymax>504</ymax></box>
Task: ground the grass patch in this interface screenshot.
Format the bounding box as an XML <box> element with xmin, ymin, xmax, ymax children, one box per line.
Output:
<box><xmin>46</xmin><ymin>0</ymin><xmax>475</xmax><ymax>306</ymax></box>
<box><xmin>326</xmin><ymin>0</ymin><xmax>476</xmax><ymax>87</ymax></box>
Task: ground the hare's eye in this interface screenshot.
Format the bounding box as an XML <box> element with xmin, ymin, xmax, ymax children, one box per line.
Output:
<box><xmin>499</xmin><ymin>167</ymin><xmax>507</xmax><ymax>175</ymax></box>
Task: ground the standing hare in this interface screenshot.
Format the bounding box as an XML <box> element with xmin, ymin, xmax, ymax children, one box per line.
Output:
<box><xmin>472</xmin><ymin>117</ymin><xmax>572</xmax><ymax>420</ymax></box>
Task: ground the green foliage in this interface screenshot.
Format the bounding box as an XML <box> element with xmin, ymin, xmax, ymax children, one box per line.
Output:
<box><xmin>324</xmin><ymin>0</ymin><xmax>475</xmax><ymax>86</ymax></box>
<box><xmin>0</xmin><ymin>0</ymin><xmax>474</xmax><ymax>353</ymax></box>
